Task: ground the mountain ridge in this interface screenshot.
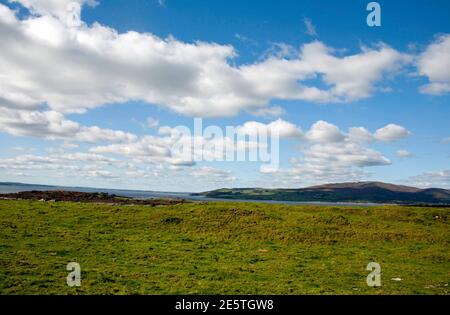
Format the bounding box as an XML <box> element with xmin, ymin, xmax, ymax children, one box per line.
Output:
<box><xmin>196</xmin><ymin>181</ymin><xmax>450</xmax><ymax>204</ymax></box>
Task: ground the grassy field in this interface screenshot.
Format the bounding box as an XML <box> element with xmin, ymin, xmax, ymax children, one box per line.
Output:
<box><xmin>0</xmin><ymin>199</ymin><xmax>448</xmax><ymax>294</ymax></box>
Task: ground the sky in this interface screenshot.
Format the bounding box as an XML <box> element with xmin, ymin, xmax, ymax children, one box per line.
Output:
<box><xmin>0</xmin><ymin>0</ymin><xmax>449</xmax><ymax>192</ymax></box>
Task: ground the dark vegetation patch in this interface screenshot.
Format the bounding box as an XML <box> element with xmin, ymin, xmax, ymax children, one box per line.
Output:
<box><xmin>161</xmin><ymin>217</ymin><xmax>183</xmax><ymax>224</ymax></box>
<box><xmin>0</xmin><ymin>190</ymin><xmax>189</xmax><ymax>206</ymax></box>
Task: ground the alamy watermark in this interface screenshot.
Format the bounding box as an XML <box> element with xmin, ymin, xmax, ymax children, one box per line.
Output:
<box><xmin>367</xmin><ymin>2</ymin><xmax>381</xmax><ymax>27</ymax></box>
<box><xmin>168</xmin><ymin>118</ymin><xmax>280</xmax><ymax>169</ymax></box>
<box><xmin>66</xmin><ymin>262</ymin><xmax>81</xmax><ymax>287</ymax></box>
<box><xmin>366</xmin><ymin>262</ymin><xmax>381</xmax><ymax>287</ymax></box>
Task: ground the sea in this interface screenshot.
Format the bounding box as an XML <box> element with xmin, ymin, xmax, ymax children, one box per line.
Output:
<box><xmin>0</xmin><ymin>182</ymin><xmax>382</xmax><ymax>207</ymax></box>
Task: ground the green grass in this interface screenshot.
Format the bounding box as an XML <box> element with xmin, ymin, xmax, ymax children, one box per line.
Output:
<box><xmin>0</xmin><ymin>200</ymin><xmax>449</xmax><ymax>294</ymax></box>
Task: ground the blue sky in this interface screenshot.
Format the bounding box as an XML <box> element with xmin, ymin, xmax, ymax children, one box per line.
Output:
<box><xmin>0</xmin><ymin>0</ymin><xmax>449</xmax><ymax>191</ymax></box>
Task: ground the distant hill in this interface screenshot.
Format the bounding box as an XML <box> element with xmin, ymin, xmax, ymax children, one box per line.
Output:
<box><xmin>195</xmin><ymin>181</ymin><xmax>450</xmax><ymax>204</ymax></box>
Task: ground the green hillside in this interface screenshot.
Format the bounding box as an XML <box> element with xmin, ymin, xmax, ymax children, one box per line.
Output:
<box><xmin>198</xmin><ymin>182</ymin><xmax>450</xmax><ymax>204</ymax></box>
<box><xmin>0</xmin><ymin>199</ymin><xmax>448</xmax><ymax>294</ymax></box>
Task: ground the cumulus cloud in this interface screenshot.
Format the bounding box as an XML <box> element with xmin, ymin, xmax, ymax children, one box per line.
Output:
<box><xmin>10</xmin><ymin>0</ymin><xmax>98</xmax><ymax>21</ymax></box>
<box><xmin>395</xmin><ymin>149</ymin><xmax>413</xmax><ymax>158</ymax></box>
<box><xmin>80</xmin><ymin>169</ymin><xmax>117</xmax><ymax>179</ymax></box>
<box><xmin>303</xmin><ymin>142</ymin><xmax>390</xmax><ymax>168</ymax></box>
<box><xmin>249</xmin><ymin>105</ymin><xmax>286</xmax><ymax>118</ymax></box>
<box><xmin>348</xmin><ymin>127</ymin><xmax>374</xmax><ymax>143</ymax></box>
<box><xmin>90</xmin><ymin>120</ymin><xmax>272</xmax><ymax>166</ymax></box>
<box><xmin>277</xmin><ymin>140</ymin><xmax>390</xmax><ymax>185</ymax></box>
<box><xmin>0</xmin><ymin>150</ymin><xmax>235</xmax><ymax>189</ymax></box>
<box><xmin>237</xmin><ymin>118</ymin><xmax>302</xmax><ymax>139</ymax></box>
<box><xmin>146</xmin><ymin>117</ymin><xmax>159</xmax><ymax>129</ymax></box>
<box><xmin>90</xmin><ymin>135</ymin><xmax>172</xmax><ymax>159</ymax></box>
<box><xmin>0</xmin><ymin>152</ymin><xmax>116</xmax><ymax>176</ymax></box>
<box><xmin>0</xmin><ymin>108</ymin><xmax>78</xmax><ymax>138</ymax></box>
<box><xmin>190</xmin><ymin>166</ymin><xmax>236</xmax><ymax>182</ymax></box>
<box><xmin>0</xmin><ymin>117</ymin><xmax>411</xmax><ymax>187</ymax></box>
<box><xmin>0</xmin><ymin>2</ymin><xmax>410</xmax><ymax>122</ymax></box>
<box><xmin>259</xmin><ymin>121</ymin><xmax>410</xmax><ymax>186</ymax></box>
<box><xmin>260</xmin><ymin>162</ymin><xmax>370</xmax><ymax>188</ymax></box>
<box><xmin>76</xmin><ymin>126</ymin><xmax>137</xmax><ymax>143</ymax></box>
<box><xmin>420</xmin><ymin>82</ymin><xmax>450</xmax><ymax>95</ymax></box>
<box><xmin>305</xmin><ymin>120</ymin><xmax>345</xmax><ymax>143</ymax></box>
<box><xmin>417</xmin><ymin>34</ymin><xmax>450</xmax><ymax>95</ymax></box>
<box><xmin>0</xmin><ymin>107</ymin><xmax>137</xmax><ymax>143</ymax></box>
<box><xmin>0</xmin><ymin>1</ymin><xmax>422</xmax><ymax>189</ymax></box>
<box><xmin>84</xmin><ymin>119</ymin><xmax>409</xmax><ymax>186</ymax></box>
<box><xmin>407</xmin><ymin>169</ymin><xmax>450</xmax><ymax>188</ymax></box>
<box><xmin>373</xmin><ymin>124</ymin><xmax>411</xmax><ymax>142</ymax></box>
<box><xmin>87</xmin><ymin>119</ymin><xmax>409</xmax><ymax>174</ymax></box>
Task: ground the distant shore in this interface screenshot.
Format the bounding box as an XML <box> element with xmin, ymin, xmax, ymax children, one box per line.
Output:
<box><xmin>1</xmin><ymin>182</ymin><xmax>449</xmax><ymax>207</ymax></box>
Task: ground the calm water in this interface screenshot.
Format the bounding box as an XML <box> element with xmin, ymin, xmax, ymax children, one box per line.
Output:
<box><xmin>0</xmin><ymin>183</ymin><xmax>382</xmax><ymax>207</ymax></box>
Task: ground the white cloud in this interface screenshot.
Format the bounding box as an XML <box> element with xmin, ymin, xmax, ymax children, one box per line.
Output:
<box><xmin>248</xmin><ymin>105</ymin><xmax>285</xmax><ymax>118</ymax></box>
<box><xmin>90</xmin><ymin>135</ymin><xmax>172</xmax><ymax>160</ymax></box>
<box><xmin>58</xmin><ymin>152</ymin><xmax>116</xmax><ymax>163</ymax></box>
<box><xmin>305</xmin><ymin>120</ymin><xmax>345</xmax><ymax>143</ymax></box>
<box><xmin>80</xmin><ymin>169</ymin><xmax>117</xmax><ymax>179</ymax></box>
<box><xmin>146</xmin><ymin>117</ymin><xmax>159</xmax><ymax>129</ymax></box>
<box><xmin>0</xmin><ymin>108</ymin><xmax>78</xmax><ymax>138</ymax></box>
<box><xmin>417</xmin><ymin>34</ymin><xmax>450</xmax><ymax>95</ymax></box>
<box><xmin>76</xmin><ymin>126</ymin><xmax>137</xmax><ymax>143</ymax></box>
<box><xmin>237</xmin><ymin>118</ymin><xmax>302</xmax><ymax>139</ymax></box>
<box><xmin>10</xmin><ymin>0</ymin><xmax>98</xmax><ymax>21</ymax></box>
<box><xmin>0</xmin><ymin>2</ymin><xmax>410</xmax><ymax>122</ymax></box>
<box><xmin>419</xmin><ymin>82</ymin><xmax>450</xmax><ymax>95</ymax></box>
<box><xmin>395</xmin><ymin>149</ymin><xmax>413</xmax><ymax>158</ymax></box>
<box><xmin>0</xmin><ymin>118</ymin><xmax>412</xmax><ymax>189</ymax></box>
<box><xmin>260</xmin><ymin>163</ymin><xmax>370</xmax><ymax>188</ymax></box>
<box><xmin>234</xmin><ymin>33</ymin><xmax>258</xmax><ymax>46</ymax></box>
<box><xmin>190</xmin><ymin>166</ymin><xmax>236</xmax><ymax>182</ymax></box>
<box><xmin>60</xmin><ymin>142</ymin><xmax>78</xmax><ymax>150</ymax></box>
<box><xmin>407</xmin><ymin>169</ymin><xmax>450</xmax><ymax>188</ymax></box>
<box><xmin>373</xmin><ymin>124</ymin><xmax>411</xmax><ymax>142</ymax></box>
<box><xmin>87</xmin><ymin>119</ymin><xmax>407</xmax><ymax>186</ymax></box>
<box><xmin>90</xmin><ymin>121</ymin><xmax>268</xmax><ymax>166</ymax></box>
<box><xmin>303</xmin><ymin>142</ymin><xmax>390</xmax><ymax>168</ymax></box>
<box><xmin>0</xmin><ymin>107</ymin><xmax>137</xmax><ymax>143</ymax></box>
<box><xmin>0</xmin><ymin>1</ymin><xmax>426</xmax><ymax>190</ymax></box>
<box><xmin>303</xmin><ymin>17</ymin><xmax>317</xmax><ymax>36</ymax></box>
<box><xmin>0</xmin><ymin>152</ymin><xmax>115</xmax><ymax>173</ymax></box>
<box><xmin>258</xmin><ymin>121</ymin><xmax>411</xmax><ymax>187</ymax></box>
<box><xmin>348</xmin><ymin>127</ymin><xmax>374</xmax><ymax>143</ymax></box>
